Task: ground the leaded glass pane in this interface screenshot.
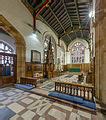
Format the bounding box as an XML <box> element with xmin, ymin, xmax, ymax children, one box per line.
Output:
<box><xmin>0</xmin><ymin>41</ymin><xmax>14</xmax><ymax>54</ymax></box>
<box><xmin>71</xmin><ymin>42</ymin><xmax>85</xmax><ymax>64</ymax></box>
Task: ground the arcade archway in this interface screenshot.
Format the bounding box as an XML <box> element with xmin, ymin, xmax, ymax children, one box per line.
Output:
<box><xmin>0</xmin><ymin>15</ymin><xmax>26</xmax><ymax>82</ymax></box>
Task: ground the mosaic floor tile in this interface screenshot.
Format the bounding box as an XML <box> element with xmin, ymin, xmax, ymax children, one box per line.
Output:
<box><xmin>53</xmin><ymin>102</ymin><xmax>73</xmax><ymax>112</ymax></box>
<box><xmin>69</xmin><ymin>112</ymin><xmax>81</xmax><ymax>120</ymax></box>
<box><xmin>23</xmin><ymin>92</ymin><xmax>30</xmax><ymax>95</ymax></box>
<box><xmin>9</xmin><ymin>114</ymin><xmax>20</xmax><ymax>120</ymax></box>
<box><xmin>1</xmin><ymin>98</ymin><xmax>12</xmax><ymax>105</ymax></box>
<box><xmin>29</xmin><ymin>94</ymin><xmax>42</xmax><ymax>99</ymax></box>
<box><xmin>0</xmin><ymin>104</ymin><xmax>5</xmax><ymax>109</ymax></box>
<box><xmin>8</xmin><ymin>103</ymin><xmax>25</xmax><ymax>113</ymax></box>
<box><xmin>78</xmin><ymin>110</ymin><xmax>91</xmax><ymax>119</ymax></box>
<box><xmin>28</xmin><ymin>98</ymin><xmax>52</xmax><ymax>116</ymax></box>
<box><xmin>38</xmin><ymin>117</ymin><xmax>45</xmax><ymax>120</ymax></box>
<box><xmin>0</xmin><ymin>95</ymin><xmax>7</xmax><ymax>101</ymax></box>
<box><xmin>0</xmin><ymin>107</ymin><xmax>16</xmax><ymax>120</ymax></box>
<box><xmin>48</xmin><ymin>108</ymin><xmax>66</xmax><ymax>120</ymax></box>
<box><xmin>21</xmin><ymin>98</ymin><xmax>34</xmax><ymax>105</ymax></box>
<box><xmin>21</xmin><ymin>110</ymin><xmax>36</xmax><ymax>120</ymax></box>
<box><xmin>0</xmin><ymin>92</ymin><xmax>3</xmax><ymax>95</ymax></box>
<box><xmin>6</xmin><ymin>92</ymin><xmax>16</xmax><ymax>96</ymax></box>
<box><xmin>14</xmin><ymin>89</ymin><xmax>24</xmax><ymax>93</ymax></box>
<box><xmin>0</xmin><ymin>87</ymin><xmax>99</xmax><ymax>120</ymax></box>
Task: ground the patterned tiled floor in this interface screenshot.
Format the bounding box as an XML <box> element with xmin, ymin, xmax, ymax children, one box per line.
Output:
<box><xmin>39</xmin><ymin>74</ymin><xmax>88</xmax><ymax>91</ymax></box>
<box><xmin>38</xmin><ymin>74</ymin><xmax>77</xmax><ymax>91</ymax></box>
<box><xmin>51</xmin><ymin>74</ymin><xmax>78</xmax><ymax>83</ymax></box>
<box><xmin>0</xmin><ymin>87</ymin><xmax>100</xmax><ymax>120</ymax></box>
<box><xmin>39</xmin><ymin>81</ymin><xmax>55</xmax><ymax>91</ymax></box>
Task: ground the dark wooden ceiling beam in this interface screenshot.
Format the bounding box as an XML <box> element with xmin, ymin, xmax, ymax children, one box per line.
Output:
<box><xmin>62</xmin><ymin>0</ymin><xmax>76</xmax><ymax>41</ymax></box>
<box><xmin>38</xmin><ymin>15</ymin><xmax>58</xmax><ymax>36</ymax></box>
<box><xmin>57</xmin><ymin>12</ymin><xmax>67</xmax><ymax>20</ymax></box>
<box><xmin>48</xmin><ymin>5</ymin><xmax>65</xmax><ymax>32</ymax></box>
<box><xmin>60</xmin><ymin>28</ymin><xmax>89</xmax><ymax>38</ymax></box>
<box><xmin>74</xmin><ymin>0</ymin><xmax>84</xmax><ymax>38</ymax></box>
<box><xmin>51</xmin><ymin>1</ymin><xmax>63</xmax><ymax>13</ymax></box>
<box><xmin>48</xmin><ymin>4</ymin><xmax>73</xmax><ymax>42</ymax></box>
<box><xmin>62</xmin><ymin>0</ymin><xmax>73</xmax><ymax>27</ymax></box>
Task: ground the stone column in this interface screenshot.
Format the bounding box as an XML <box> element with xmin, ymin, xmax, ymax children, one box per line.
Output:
<box><xmin>84</xmin><ymin>48</ymin><xmax>90</xmax><ymax>63</ymax></box>
<box><xmin>16</xmin><ymin>39</ymin><xmax>26</xmax><ymax>81</ymax></box>
<box><xmin>95</xmin><ymin>0</ymin><xmax>106</xmax><ymax>112</ymax></box>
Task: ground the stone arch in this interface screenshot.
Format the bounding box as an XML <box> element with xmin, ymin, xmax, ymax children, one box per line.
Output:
<box><xmin>68</xmin><ymin>38</ymin><xmax>89</xmax><ymax>51</ymax></box>
<box><xmin>60</xmin><ymin>40</ymin><xmax>66</xmax><ymax>52</ymax></box>
<box><xmin>0</xmin><ymin>15</ymin><xmax>26</xmax><ymax>80</ymax></box>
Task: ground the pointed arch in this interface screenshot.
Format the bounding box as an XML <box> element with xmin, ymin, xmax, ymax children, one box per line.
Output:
<box><xmin>68</xmin><ymin>38</ymin><xmax>90</xmax><ymax>63</ymax></box>
<box><xmin>0</xmin><ymin>15</ymin><xmax>26</xmax><ymax>80</ymax></box>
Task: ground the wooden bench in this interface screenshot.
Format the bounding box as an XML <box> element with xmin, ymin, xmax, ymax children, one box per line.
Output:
<box><xmin>20</xmin><ymin>77</ymin><xmax>37</xmax><ymax>87</ymax></box>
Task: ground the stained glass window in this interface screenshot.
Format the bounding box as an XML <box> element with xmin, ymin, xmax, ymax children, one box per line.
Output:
<box><xmin>0</xmin><ymin>41</ymin><xmax>14</xmax><ymax>54</ymax></box>
<box><xmin>0</xmin><ymin>41</ymin><xmax>15</xmax><ymax>76</ymax></box>
<box><xmin>71</xmin><ymin>42</ymin><xmax>85</xmax><ymax>63</ymax></box>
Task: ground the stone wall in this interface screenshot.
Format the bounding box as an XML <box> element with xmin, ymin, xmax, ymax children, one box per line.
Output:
<box><xmin>0</xmin><ymin>15</ymin><xmax>26</xmax><ymax>81</ymax></box>
<box><xmin>95</xmin><ymin>0</ymin><xmax>106</xmax><ymax>107</ymax></box>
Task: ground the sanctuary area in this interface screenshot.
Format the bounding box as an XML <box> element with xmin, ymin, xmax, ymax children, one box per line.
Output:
<box><xmin>0</xmin><ymin>0</ymin><xmax>106</xmax><ymax>119</ymax></box>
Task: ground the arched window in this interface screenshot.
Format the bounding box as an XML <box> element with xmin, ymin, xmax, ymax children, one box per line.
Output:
<box><xmin>71</xmin><ymin>42</ymin><xmax>85</xmax><ymax>64</ymax></box>
<box><xmin>0</xmin><ymin>41</ymin><xmax>14</xmax><ymax>54</ymax></box>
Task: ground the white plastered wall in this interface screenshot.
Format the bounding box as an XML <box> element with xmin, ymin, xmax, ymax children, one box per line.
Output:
<box><xmin>0</xmin><ymin>0</ymin><xmax>66</xmax><ymax>64</ymax></box>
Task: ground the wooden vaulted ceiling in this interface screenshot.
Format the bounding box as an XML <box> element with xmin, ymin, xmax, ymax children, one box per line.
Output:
<box><xmin>22</xmin><ymin>0</ymin><xmax>91</xmax><ymax>45</ymax></box>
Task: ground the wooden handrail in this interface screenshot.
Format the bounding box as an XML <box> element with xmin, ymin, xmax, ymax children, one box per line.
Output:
<box><xmin>54</xmin><ymin>81</ymin><xmax>94</xmax><ymax>88</ymax></box>
<box><xmin>55</xmin><ymin>81</ymin><xmax>94</xmax><ymax>102</ymax></box>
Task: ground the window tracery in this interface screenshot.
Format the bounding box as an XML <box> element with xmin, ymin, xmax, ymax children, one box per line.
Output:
<box><xmin>0</xmin><ymin>41</ymin><xmax>14</xmax><ymax>54</ymax></box>
<box><xmin>71</xmin><ymin>42</ymin><xmax>85</xmax><ymax>63</ymax></box>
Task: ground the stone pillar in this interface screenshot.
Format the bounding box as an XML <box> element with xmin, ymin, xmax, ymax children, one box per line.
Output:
<box><xmin>95</xmin><ymin>0</ymin><xmax>106</xmax><ymax>112</ymax></box>
<box><xmin>16</xmin><ymin>39</ymin><xmax>26</xmax><ymax>81</ymax></box>
<box><xmin>84</xmin><ymin>48</ymin><xmax>90</xmax><ymax>63</ymax></box>
<box><xmin>0</xmin><ymin>15</ymin><xmax>26</xmax><ymax>83</ymax></box>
